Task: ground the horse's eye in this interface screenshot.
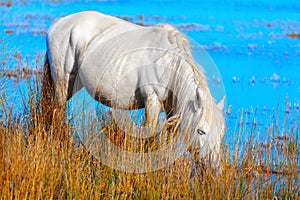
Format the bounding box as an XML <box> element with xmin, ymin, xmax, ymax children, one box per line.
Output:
<box><xmin>197</xmin><ymin>129</ymin><xmax>206</xmax><ymax>135</ymax></box>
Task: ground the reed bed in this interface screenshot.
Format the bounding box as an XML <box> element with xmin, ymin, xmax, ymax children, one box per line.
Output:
<box><xmin>0</xmin><ymin>53</ymin><xmax>299</xmax><ymax>199</ymax></box>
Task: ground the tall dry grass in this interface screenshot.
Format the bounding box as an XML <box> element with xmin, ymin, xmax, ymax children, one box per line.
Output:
<box><xmin>0</xmin><ymin>52</ymin><xmax>299</xmax><ymax>199</ymax></box>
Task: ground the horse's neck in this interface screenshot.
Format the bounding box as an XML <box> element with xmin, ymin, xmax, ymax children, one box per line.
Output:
<box><xmin>168</xmin><ymin>58</ymin><xmax>198</xmax><ymax>114</ymax></box>
<box><xmin>169</xmin><ymin>58</ymin><xmax>213</xmax><ymax>121</ymax></box>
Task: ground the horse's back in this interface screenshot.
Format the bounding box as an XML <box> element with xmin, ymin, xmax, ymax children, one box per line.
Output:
<box><xmin>46</xmin><ymin>11</ymin><xmax>125</xmax><ymax>62</ymax></box>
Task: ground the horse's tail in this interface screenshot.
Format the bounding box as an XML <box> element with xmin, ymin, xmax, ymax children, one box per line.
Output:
<box><xmin>40</xmin><ymin>52</ymin><xmax>55</xmax><ymax>129</ymax></box>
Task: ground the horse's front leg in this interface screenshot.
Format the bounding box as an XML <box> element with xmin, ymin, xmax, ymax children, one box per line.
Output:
<box><xmin>144</xmin><ymin>93</ymin><xmax>162</xmax><ymax>135</ymax></box>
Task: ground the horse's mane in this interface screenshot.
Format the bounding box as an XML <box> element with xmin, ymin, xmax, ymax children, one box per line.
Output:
<box><xmin>155</xmin><ymin>24</ymin><xmax>217</xmax><ymax>133</ymax></box>
<box><xmin>160</xmin><ymin>24</ymin><xmax>213</xmax><ymax>102</ymax></box>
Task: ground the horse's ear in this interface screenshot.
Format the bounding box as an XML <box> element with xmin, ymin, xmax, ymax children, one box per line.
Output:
<box><xmin>194</xmin><ymin>88</ymin><xmax>202</xmax><ymax>110</ymax></box>
<box><xmin>217</xmin><ymin>96</ymin><xmax>225</xmax><ymax>110</ymax></box>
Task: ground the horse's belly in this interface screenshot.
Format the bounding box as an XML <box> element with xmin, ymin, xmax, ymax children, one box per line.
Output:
<box><xmin>80</xmin><ymin>70</ymin><xmax>144</xmax><ymax>109</ymax></box>
<box><xmin>95</xmin><ymin>90</ymin><xmax>144</xmax><ymax>110</ymax></box>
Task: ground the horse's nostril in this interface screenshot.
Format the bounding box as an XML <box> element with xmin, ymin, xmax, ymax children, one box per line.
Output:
<box><xmin>197</xmin><ymin>129</ymin><xmax>206</xmax><ymax>135</ymax></box>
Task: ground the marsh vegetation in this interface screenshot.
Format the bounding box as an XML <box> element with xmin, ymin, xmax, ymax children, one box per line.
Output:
<box><xmin>0</xmin><ymin>50</ymin><xmax>298</xmax><ymax>199</ymax></box>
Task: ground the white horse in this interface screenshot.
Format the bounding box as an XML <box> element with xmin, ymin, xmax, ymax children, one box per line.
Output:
<box><xmin>43</xmin><ymin>11</ymin><xmax>225</xmax><ymax>169</ymax></box>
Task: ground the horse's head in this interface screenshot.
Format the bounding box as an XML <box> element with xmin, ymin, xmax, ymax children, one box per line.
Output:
<box><xmin>189</xmin><ymin>87</ymin><xmax>225</xmax><ymax>170</ymax></box>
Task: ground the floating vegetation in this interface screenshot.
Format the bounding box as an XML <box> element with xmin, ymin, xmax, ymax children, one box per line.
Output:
<box><xmin>286</xmin><ymin>33</ymin><xmax>300</xmax><ymax>39</ymax></box>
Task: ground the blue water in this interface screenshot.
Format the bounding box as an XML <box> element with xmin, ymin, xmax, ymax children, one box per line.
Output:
<box><xmin>1</xmin><ymin>0</ymin><xmax>300</xmax><ymax>156</ymax></box>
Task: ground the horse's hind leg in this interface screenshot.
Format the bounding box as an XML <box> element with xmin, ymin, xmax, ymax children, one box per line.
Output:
<box><xmin>41</xmin><ymin>52</ymin><xmax>71</xmax><ymax>134</ymax></box>
<box><xmin>51</xmin><ymin>74</ymin><xmax>69</xmax><ymax>108</ymax></box>
<box><xmin>48</xmin><ymin>53</ymin><xmax>83</xmax><ymax>106</ymax></box>
<box><xmin>53</xmin><ymin>71</ymin><xmax>84</xmax><ymax>110</ymax></box>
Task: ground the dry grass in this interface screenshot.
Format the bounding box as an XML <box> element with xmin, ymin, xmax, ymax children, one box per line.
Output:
<box><xmin>0</xmin><ymin>53</ymin><xmax>299</xmax><ymax>199</ymax></box>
